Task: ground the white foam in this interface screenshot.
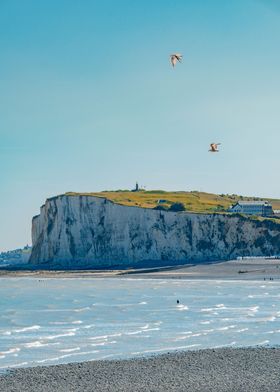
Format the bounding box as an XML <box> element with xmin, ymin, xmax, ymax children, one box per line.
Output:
<box><xmin>14</xmin><ymin>325</ymin><xmax>41</xmax><ymax>333</ymax></box>
<box><xmin>91</xmin><ymin>340</ymin><xmax>117</xmax><ymax>347</ymax></box>
<box><xmin>200</xmin><ymin>321</ymin><xmax>211</xmax><ymax>325</ymax></box>
<box><xmin>36</xmin><ymin>350</ymin><xmax>100</xmax><ymax>363</ymax></box>
<box><xmin>24</xmin><ymin>341</ymin><xmax>47</xmax><ymax>348</ymax></box>
<box><xmin>1</xmin><ymin>348</ymin><xmax>20</xmax><ymax>355</ymax></box>
<box><xmin>249</xmin><ymin>306</ymin><xmax>259</xmax><ymax>312</ymax></box>
<box><xmin>177</xmin><ymin>305</ymin><xmax>189</xmax><ymax>311</ymax></box>
<box><xmin>139</xmin><ymin>302</ymin><xmax>147</xmax><ymax>305</ymax></box>
<box><xmin>266</xmin><ymin>329</ymin><xmax>280</xmax><ymax>334</ymax></box>
<box><xmin>73</xmin><ymin>307</ymin><xmax>91</xmax><ymax>312</ymax></box>
<box><xmin>257</xmin><ymin>340</ymin><xmax>269</xmax><ymax>345</ymax></box>
<box><xmin>60</xmin><ymin>347</ymin><xmax>81</xmax><ymax>353</ymax></box>
<box><xmin>263</xmin><ymin>316</ymin><xmax>276</xmax><ymax>322</ymax></box>
<box><xmin>44</xmin><ymin>332</ymin><xmax>76</xmax><ymax>340</ymax></box>
<box><xmin>178</xmin><ymin>331</ymin><xmax>193</xmax><ymax>335</ymax></box>
<box><xmin>201</xmin><ymin>329</ymin><xmax>215</xmax><ymax>333</ymax></box>
<box><xmin>90</xmin><ymin>333</ymin><xmax>121</xmax><ymax>340</ymax></box>
<box><xmin>173</xmin><ymin>335</ymin><xmax>191</xmax><ymax>341</ymax></box>
<box><xmin>134</xmin><ymin>343</ymin><xmax>202</xmax><ymax>355</ymax></box>
<box><xmin>140</xmin><ymin>324</ymin><xmax>150</xmax><ymax>330</ymax></box>
<box><xmin>200</xmin><ymin>308</ymin><xmax>215</xmax><ymax>312</ymax></box>
<box><xmin>126</xmin><ymin>330</ymin><xmax>144</xmax><ymax>335</ymax></box>
<box><xmin>0</xmin><ymin>362</ymin><xmax>28</xmax><ymax>369</ymax></box>
<box><xmin>236</xmin><ymin>328</ymin><xmax>249</xmax><ymax>333</ymax></box>
<box><xmin>217</xmin><ymin>325</ymin><xmax>236</xmax><ymax>331</ymax></box>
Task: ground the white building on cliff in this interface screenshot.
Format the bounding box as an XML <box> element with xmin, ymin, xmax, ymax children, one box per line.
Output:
<box><xmin>229</xmin><ymin>201</ymin><xmax>273</xmax><ymax>217</ymax></box>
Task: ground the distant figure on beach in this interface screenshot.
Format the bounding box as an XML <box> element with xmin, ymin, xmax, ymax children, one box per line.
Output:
<box><xmin>170</xmin><ymin>53</ymin><xmax>183</xmax><ymax>67</ymax></box>
<box><xmin>209</xmin><ymin>143</ymin><xmax>221</xmax><ymax>152</ymax></box>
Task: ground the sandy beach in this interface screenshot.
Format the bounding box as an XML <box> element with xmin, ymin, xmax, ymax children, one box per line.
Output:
<box><xmin>1</xmin><ymin>258</ymin><xmax>280</xmax><ymax>280</ymax></box>
<box><xmin>0</xmin><ymin>348</ymin><xmax>279</xmax><ymax>391</ymax></box>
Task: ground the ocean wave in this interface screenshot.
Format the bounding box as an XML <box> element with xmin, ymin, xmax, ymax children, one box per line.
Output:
<box><xmin>217</xmin><ymin>325</ymin><xmax>236</xmax><ymax>331</ymax></box>
<box><xmin>43</xmin><ymin>332</ymin><xmax>76</xmax><ymax>340</ymax></box>
<box><xmin>36</xmin><ymin>350</ymin><xmax>100</xmax><ymax>363</ymax></box>
<box><xmin>0</xmin><ymin>362</ymin><xmax>28</xmax><ymax>369</ymax></box>
<box><xmin>90</xmin><ymin>333</ymin><xmax>122</xmax><ymax>340</ymax></box>
<box><xmin>176</xmin><ymin>305</ymin><xmax>189</xmax><ymax>311</ymax></box>
<box><xmin>266</xmin><ymin>329</ymin><xmax>280</xmax><ymax>334</ymax></box>
<box><xmin>73</xmin><ymin>307</ymin><xmax>91</xmax><ymax>312</ymax></box>
<box><xmin>256</xmin><ymin>340</ymin><xmax>270</xmax><ymax>345</ymax></box>
<box><xmin>1</xmin><ymin>347</ymin><xmax>20</xmax><ymax>355</ymax></box>
<box><xmin>24</xmin><ymin>341</ymin><xmax>51</xmax><ymax>348</ymax></box>
<box><xmin>236</xmin><ymin>328</ymin><xmax>249</xmax><ymax>333</ymax></box>
<box><xmin>59</xmin><ymin>347</ymin><xmax>81</xmax><ymax>353</ymax></box>
<box><xmin>125</xmin><ymin>327</ymin><xmax>160</xmax><ymax>336</ymax></box>
<box><xmin>82</xmin><ymin>324</ymin><xmax>95</xmax><ymax>329</ymax></box>
<box><xmin>133</xmin><ymin>343</ymin><xmax>202</xmax><ymax>355</ymax></box>
<box><xmin>14</xmin><ymin>325</ymin><xmax>41</xmax><ymax>333</ymax></box>
<box><xmin>91</xmin><ymin>340</ymin><xmax>117</xmax><ymax>347</ymax></box>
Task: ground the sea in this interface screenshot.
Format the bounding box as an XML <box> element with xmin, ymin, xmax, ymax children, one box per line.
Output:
<box><xmin>0</xmin><ymin>277</ymin><xmax>280</xmax><ymax>371</ymax></box>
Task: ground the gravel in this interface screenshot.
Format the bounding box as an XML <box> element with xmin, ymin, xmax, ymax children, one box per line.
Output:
<box><xmin>0</xmin><ymin>348</ymin><xmax>280</xmax><ymax>391</ymax></box>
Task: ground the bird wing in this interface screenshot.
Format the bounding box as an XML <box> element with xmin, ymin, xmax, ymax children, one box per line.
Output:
<box><xmin>175</xmin><ymin>54</ymin><xmax>182</xmax><ymax>62</ymax></box>
<box><xmin>170</xmin><ymin>55</ymin><xmax>177</xmax><ymax>67</ymax></box>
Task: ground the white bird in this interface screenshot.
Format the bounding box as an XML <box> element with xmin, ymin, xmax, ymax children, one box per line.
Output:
<box><xmin>209</xmin><ymin>143</ymin><xmax>221</xmax><ymax>152</ymax></box>
<box><xmin>170</xmin><ymin>53</ymin><xmax>183</xmax><ymax>67</ymax></box>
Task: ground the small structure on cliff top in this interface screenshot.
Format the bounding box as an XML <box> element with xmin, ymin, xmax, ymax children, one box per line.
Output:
<box><xmin>131</xmin><ymin>182</ymin><xmax>139</xmax><ymax>192</ymax></box>
<box><xmin>229</xmin><ymin>201</ymin><xmax>273</xmax><ymax>217</ymax></box>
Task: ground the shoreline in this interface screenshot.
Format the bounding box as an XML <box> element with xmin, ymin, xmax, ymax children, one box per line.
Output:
<box><xmin>1</xmin><ymin>259</ymin><xmax>280</xmax><ymax>280</ymax></box>
<box><xmin>1</xmin><ymin>347</ymin><xmax>280</xmax><ymax>391</ymax></box>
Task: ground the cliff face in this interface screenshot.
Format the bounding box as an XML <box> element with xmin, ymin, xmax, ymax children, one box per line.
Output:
<box><xmin>29</xmin><ymin>195</ymin><xmax>280</xmax><ymax>269</ymax></box>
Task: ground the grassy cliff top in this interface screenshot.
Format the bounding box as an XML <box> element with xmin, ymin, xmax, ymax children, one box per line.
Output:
<box><xmin>64</xmin><ymin>190</ymin><xmax>280</xmax><ymax>213</ymax></box>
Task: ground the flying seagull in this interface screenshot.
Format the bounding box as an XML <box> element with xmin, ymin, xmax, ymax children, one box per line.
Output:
<box><xmin>170</xmin><ymin>53</ymin><xmax>183</xmax><ymax>67</ymax></box>
<box><xmin>209</xmin><ymin>143</ymin><xmax>221</xmax><ymax>152</ymax></box>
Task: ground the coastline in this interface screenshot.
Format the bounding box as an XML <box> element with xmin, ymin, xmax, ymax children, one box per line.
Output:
<box><xmin>0</xmin><ymin>348</ymin><xmax>280</xmax><ymax>391</ymax></box>
<box><xmin>1</xmin><ymin>258</ymin><xmax>280</xmax><ymax>280</ymax></box>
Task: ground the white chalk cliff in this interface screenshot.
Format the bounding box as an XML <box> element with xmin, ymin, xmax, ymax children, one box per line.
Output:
<box><xmin>29</xmin><ymin>195</ymin><xmax>280</xmax><ymax>268</ymax></box>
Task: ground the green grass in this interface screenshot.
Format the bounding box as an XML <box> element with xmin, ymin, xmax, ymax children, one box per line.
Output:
<box><xmin>64</xmin><ymin>190</ymin><xmax>280</xmax><ymax>214</ymax></box>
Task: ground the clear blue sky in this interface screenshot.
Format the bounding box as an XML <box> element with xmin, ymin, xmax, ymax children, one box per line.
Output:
<box><xmin>1</xmin><ymin>0</ymin><xmax>280</xmax><ymax>251</ymax></box>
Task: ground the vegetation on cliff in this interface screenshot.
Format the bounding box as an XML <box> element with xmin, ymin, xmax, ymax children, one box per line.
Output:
<box><xmin>64</xmin><ymin>190</ymin><xmax>280</xmax><ymax>215</ymax></box>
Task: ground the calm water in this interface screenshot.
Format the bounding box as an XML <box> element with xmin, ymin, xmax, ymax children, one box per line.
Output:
<box><xmin>0</xmin><ymin>277</ymin><xmax>280</xmax><ymax>370</ymax></box>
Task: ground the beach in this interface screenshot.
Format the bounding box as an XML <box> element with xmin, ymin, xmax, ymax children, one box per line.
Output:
<box><xmin>1</xmin><ymin>258</ymin><xmax>280</xmax><ymax>280</ymax></box>
<box><xmin>0</xmin><ymin>348</ymin><xmax>280</xmax><ymax>391</ymax></box>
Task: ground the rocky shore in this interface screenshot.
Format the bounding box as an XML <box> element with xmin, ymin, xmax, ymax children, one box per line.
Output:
<box><xmin>1</xmin><ymin>348</ymin><xmax>280</xmax><ymax>392</ymax></box>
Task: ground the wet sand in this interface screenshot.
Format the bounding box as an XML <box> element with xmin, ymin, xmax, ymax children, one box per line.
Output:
<box><xmin>0</xmin><ymin>348</ymin><xmax>279</xmax><ymax>391</ymax></box>
<box><xmin>1</xmin><ymin>258</ymin><xmax>280</xmax><ymax>280</ymax></box>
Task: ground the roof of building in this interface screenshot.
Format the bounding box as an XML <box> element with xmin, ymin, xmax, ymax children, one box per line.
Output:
<box><xmin>238</xmin><ymin>201</ymin><xmax>270</xmax><ymax>205</ymax></box>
